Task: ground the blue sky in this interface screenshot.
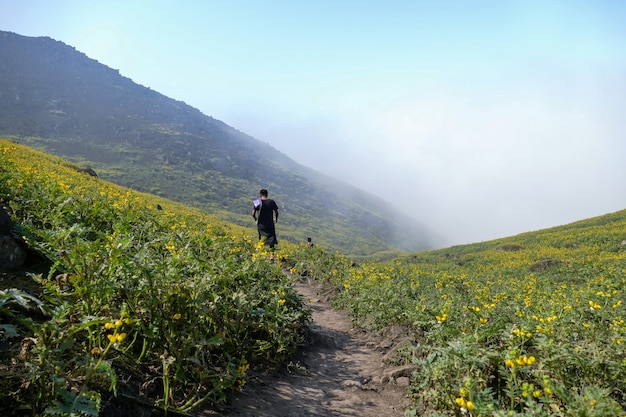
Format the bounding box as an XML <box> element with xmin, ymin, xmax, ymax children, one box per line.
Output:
<box><xmin>1</xmin><ymin>1</ymin><xmax>625</xmax><ymax>246</ymax></box>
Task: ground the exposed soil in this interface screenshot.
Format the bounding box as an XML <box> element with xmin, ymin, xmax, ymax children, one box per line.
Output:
<box><xmin>206</xmin><ymin>278</ymin><xmax>414</xmax><ymax>417</ymax></box>
<box><xmin>2</xmin><ymin>259</ymin><xmax>415</xmax><ymax>417</ymax></box>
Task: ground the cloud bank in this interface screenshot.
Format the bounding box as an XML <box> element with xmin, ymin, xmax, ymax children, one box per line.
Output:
<box><xmin>228</xmin><ymin>68</ymin><xmax>626</xmax><ymax>247</ymax></box>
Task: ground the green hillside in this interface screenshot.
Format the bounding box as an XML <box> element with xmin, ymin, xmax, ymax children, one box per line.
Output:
<box><xmin>0</xmin><ymin>30</ymin><xmax>439</xmax><ymax>257</ymax></box>
<box><xmin>289</xmin><ymin>208</ymin><xmax>626</xmax><ymax>415</ymax></box>
<box><xmin>0</xmin><ymin>139</ymin><xmax>312</xmax><ymax>415</ymax></box>
<box><xmin>2</xmin><ymin>139</ymin><xmax>626</xmax><ymax>415</ymax></box>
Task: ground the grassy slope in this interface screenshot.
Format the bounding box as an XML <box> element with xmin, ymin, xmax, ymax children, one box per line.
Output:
<box><xmin>287</xmin><ymin>207</ymin><xmax>626</xmax><ymax>414</ymax></box>
<box><xmin>0</xmin><ymin>139</ymin><xmax>310</xmax><ymax>415</ymax></box>
<box><xmin>3</xmin><ymin>138</ymin><xmax>626</xmax><ymax>415</ymax></box>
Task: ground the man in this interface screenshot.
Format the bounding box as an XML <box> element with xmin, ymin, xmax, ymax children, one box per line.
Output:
<box><xmin>252</xmin><ymin>189</ymin><xmax>279</xmax><ymax>248</ymax></box>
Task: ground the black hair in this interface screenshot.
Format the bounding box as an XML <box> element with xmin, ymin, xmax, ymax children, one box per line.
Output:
<box><xmin>260</xmin><ymin>189</ymin><xmax>268</xmax><ymax>197</ymax></box>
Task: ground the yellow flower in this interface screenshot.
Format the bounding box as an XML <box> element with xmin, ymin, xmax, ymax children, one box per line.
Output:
<box><xmin>91</xmin><ymin>347</ymin><xmax>102</xmax><ymax>355</ymax></box>
<box><xmin>107</xmin><ymin>334</ymin><xmax>116</xmax><ymax>343</ymax></box>
<box><xmin>237</xmin><ymin>362</ymin><xmax>250</xmax><ymax>375</ymax></box>
<box><xmin>172</xmin><ymin>313</ymin><xmax>182</xmax><ymax>320</ymax></box>
<box><xmin>236</xmin><ymin>379</ymin><xmax>246</xmax><ymax>391</ymax></box>
<box><xmin>115</xmin><ymin>320</ymin><xmax>124</xmax><ymax>328</ymax></box>
<box><xmin>509</xmin><ymin>355</ymin><xmax>536</xmax><ymax>367</ymax></box>
<box><xmin>455</xmin><ymin>396</ymin><xmax>474</xmax><ymax>410</ymax></box>
<box><xmin>278</xmin><ymin>299</ymin><xmax>286</xmax><ymax>305</ymax></box>
<box><xmin>116</xmin><ymin>333</ymin><xmax>127</xmax><ymax>342</ymax></box>
<box><xmin>104</xmin><ymin>322</ymin><xmax>114</xmax><ymax>329</ymax></box>
<box><xmin>589</xmin><ymin>300</ymin><xmax>602</xmax><ymax>310</ymax></box>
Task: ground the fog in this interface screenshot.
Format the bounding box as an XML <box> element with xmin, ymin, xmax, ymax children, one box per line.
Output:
<box><xmin>225</xmin><ymin>70</ymin><xmax>626</xmax><ymax>247</ymax></box>
<box><xmin>3</xmin><ymin>1</ymin><xmax>625</xmax><ymax>247</ymax></box>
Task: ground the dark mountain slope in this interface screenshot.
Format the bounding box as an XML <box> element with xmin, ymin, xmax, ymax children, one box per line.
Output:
<box><xmin>0</xmin><ymin>30</ymin><xmax>439</xmax><ymax>256</ymax></box>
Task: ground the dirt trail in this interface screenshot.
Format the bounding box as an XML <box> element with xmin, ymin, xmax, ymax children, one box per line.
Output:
<box><xmin>208</xmin><ymin>279</ymin><xmax>413</xmax><ymax>417</ymax></box>
<box><xmin>3</xmin><ymin>262</ymin><xmax>414</xmax><ymax>417</ymax></box>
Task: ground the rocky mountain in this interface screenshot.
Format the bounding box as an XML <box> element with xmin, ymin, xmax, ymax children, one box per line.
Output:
<box><xmin>0</xmin><ymin>30</ymin><xmax>439</xmax><ymax>256</ymax></box>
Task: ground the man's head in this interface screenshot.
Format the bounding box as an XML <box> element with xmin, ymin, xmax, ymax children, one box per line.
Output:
<box><xmin>259</xmin><ymin>189</ymin><xmax>268</xmax><ymax>198</ymax></box>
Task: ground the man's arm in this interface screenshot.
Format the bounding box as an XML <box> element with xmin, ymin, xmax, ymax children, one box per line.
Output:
<box><xmin>252</xmin><ymin>208</ymin><xmax>257</xmax><ymax>221</ymax></box>
<box><xmin>274</xmin><ymin>208</ymin><xmax>278</xmax><ymax>223</ymax></box>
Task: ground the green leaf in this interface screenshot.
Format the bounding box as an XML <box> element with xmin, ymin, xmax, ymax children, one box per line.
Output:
<box><xmin>0</xmin><ymin>324</ymin><xmax>18</xmax><ymax>338</ymax></box>
<box><xmin>44</xmin><ymin>389</ymin><xmax>100</xmax><ymax>416</ymax></box>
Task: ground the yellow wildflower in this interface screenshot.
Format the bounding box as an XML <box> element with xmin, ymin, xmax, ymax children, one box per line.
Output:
<box><xmin>589</xmin><ymin>300</ymin><xmax>602</xmax><ymax>310</ymax></box>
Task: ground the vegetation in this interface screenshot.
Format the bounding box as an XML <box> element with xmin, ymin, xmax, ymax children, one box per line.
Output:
<box><xmin>2</xmin><ymin>138</ymin><xmax>626</xmax><ymax>416</ymax></box>
<box><xmin>287</xmin><ymin>212</ymin><xmax>626</xmax><ymax>415</ymax></box>
<box><xmin>0</xmin><ymin>140</ymin><xmax>310</xmax><ymax>415</ymax></box>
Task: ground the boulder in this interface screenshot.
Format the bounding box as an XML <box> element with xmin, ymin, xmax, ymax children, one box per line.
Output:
<box><xmin>0</xmin><ymin>206</ymin><xmax>12</xmax><ymax>234</ymax></box>
<box><xmin>78</xmin><ymin>167</ymin><xmax>98</xmax><ymax>177</ymax></box>
<box><xmin>529</xmin><ymin>258</ymin><xmax>561</xmax><ymax>272</ymax></box>
<box><xmin>0</xmin><ymin>235</ymin><xmax>26</xmax><ymax>269</ymax></box>
<box><xmin>0</xmin><ymin>206</ymin><xmax>26</xmax><ymax>270</ymax></box>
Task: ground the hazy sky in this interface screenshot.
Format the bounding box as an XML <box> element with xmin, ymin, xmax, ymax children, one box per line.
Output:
<box><xmin>2</xmin><ymin>1</ymin><xmax>625</xmax><ymax>247</ymax></box>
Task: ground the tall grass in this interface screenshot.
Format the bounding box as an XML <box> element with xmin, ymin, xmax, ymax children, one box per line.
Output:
<box><xmin>0</xmin><ymin>140</ymin><xmax>310</xmax><ymax>415</ymax></box>
<box><xmin>285</xmin><ymin>211</ymin><xmax>626</xmax><ymax>415</ymax></box>
<box><xmin>3</xmin><ymin>138</ymin><xmax>626</xmax><ymax>416</ymax></box>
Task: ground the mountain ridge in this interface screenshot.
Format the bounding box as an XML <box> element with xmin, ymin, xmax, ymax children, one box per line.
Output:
<box><xmin>0</xmin><ymin>30</ymin><xmax>441</xmax><ymax>256</ymax></box>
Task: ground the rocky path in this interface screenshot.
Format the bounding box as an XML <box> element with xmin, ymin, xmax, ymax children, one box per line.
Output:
<box><xmin>207</xmin><ymin>279</ymin><xmax>413</xmax><ymax>417</ymax></box>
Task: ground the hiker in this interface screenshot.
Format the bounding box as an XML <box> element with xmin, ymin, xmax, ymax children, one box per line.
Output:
<box><xmin>252</xmin><ymin>189</ymin><xmax>279</xmax><ymax>248</ymax></box>
<box><xmin>306</xmin><ymin>237</ymin><xmax>314</xmax><ymax>247</ymax></box>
